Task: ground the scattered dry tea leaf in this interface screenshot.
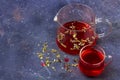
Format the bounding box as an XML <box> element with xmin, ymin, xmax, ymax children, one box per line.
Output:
<box><xmin>42</xmin><ymin>42</ymin><xmax>48</xmax><ymax>53</ymax></box>
<box><xmin>46</xmin><ymin>57</ymin><xmax>50</xmax><ymax>60</ymax></box>
<box><xmin>71</xmin><ymin>63</ymin><xmax>78</xmax><ymax>67</ymax></box>
<box><xmin>56</xmin><ymin>53</ymin><xmax>61</xmax><ymax>58</ymax></box>
<box><xmin>57</xmin><ymin>58</ymin><xmax>62</xmax><ymax>63</ymax></box>
<box><xmin>64</xmin><ymin>63</ymin><xmax>71</xmax><ymax>71</ymax></box>
<box><xmin>51</xmin><ymin>49</ymin><xmax>57</xmax><ymax>53</ymax></box>
<box><xmin>45</xmin><ymin>59</ymin><xmax>51</xmax><ymax>67</ymax></box>
<box><xmin>37</xmin><ymin>53</ymin><xmax>44</xmax><ymax>59</ymax></box>
<box><xmin>38</xmin><ymin>42</ymin><xmax>82</xmax><ymax>72</ymax></box>
<box><xmin>73</xmin><ymin>58</ymin><xmax>79</xmax><ymax>63</ymax></box>
<box><xmin>67</xmin><ymin>69</ymin><xmax>72</xmax><ymax>72</ymax></box>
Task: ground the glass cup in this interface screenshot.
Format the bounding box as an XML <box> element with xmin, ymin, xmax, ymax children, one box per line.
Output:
<box><xmin>54</xmin><ymin>3</ymin><xmax>112</xmax><ymax>55</ymax></box>
<box><xmin>78</xmin><ymin>45</ymin><xmax>112</xmax><ymax>77</ymax></box>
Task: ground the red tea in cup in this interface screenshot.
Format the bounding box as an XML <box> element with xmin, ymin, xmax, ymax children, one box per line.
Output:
<box><xmin>78</xmin><ymin>45</ymin><xmax>112</xmax><ymax>77</ymax></box>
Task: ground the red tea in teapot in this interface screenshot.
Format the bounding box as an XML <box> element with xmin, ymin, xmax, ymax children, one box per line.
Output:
<box><xmin>56</xmin><ymin>21</ymin><xmax>97</xmax><ymax>55</ymax></box>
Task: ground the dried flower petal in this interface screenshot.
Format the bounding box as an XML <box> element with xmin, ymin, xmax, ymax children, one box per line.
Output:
<box><xmin>71</xmin><ymin>63</ymin><xmax>78</xmax><ymax>67</ymax></box>
<box><xmin>42</xmin><ymin>42</ymin><xmax>48</xmax><ymax>53</ymax></box>
<box><xmin>56</xmin><ymin>54</ymin><xmax>60</xmax><ymax>58</ymax></box>
<box><xmin>37</xmin><ymin>41</ymin><xmax>83</xmax><ymax>72</ymax></box>
<box><xmin>51</xmin><ymin>49</ymin><xmax>57</xmax><ymax>53</ymax></box>
<box><xmin>46</xmin><ymin>57</ymin><xmax>50</xmax><ymax>60</ymax></box>
<box><xmin>73</xmin><ymin>58</ymin><xmax>79</xmax><ymax>63</ymax></box>
<box><xmin>68</xmin><ymin>70</ymin><xmax>72</xmax><ymax>72</ymax></box>
<box><xmin>64</xmin><ymin>63</ymin><xmax>70</xmax><ymax>71</ymax></box>
<box><xmin>37</xmin><ymin>53</ymin><xmax>44</xmax><ymax>59</ymax></box>
<box><xmin>45</xmin><ymin>59</ymin><xmax>51</xmax><ymax>67</ymax></box>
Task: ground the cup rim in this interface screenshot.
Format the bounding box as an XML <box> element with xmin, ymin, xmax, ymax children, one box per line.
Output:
<box><xmin>55</xmin><ymin>3</ymin><xmax>96</xmax><ymax>32</ymax></box>
<box><xmin>79</xmin><ymin>45</ymin><xmax>106</xmax><ymax>65</ymax></box>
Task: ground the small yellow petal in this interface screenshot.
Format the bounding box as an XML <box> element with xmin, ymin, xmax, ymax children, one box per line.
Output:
<box><xmin>56</xmin><ymin>54</ymin><xmax>60</xmax><ymax>58</ymax></box>
<box><xmin>51</xmin><ymin>49</ymin><xmax>57</xmax><ymax>53</ymax></box>
<box><xmin>42</xmin><ymin>42</ymin><xmax>48</xmax><ymax>53</ymax></box>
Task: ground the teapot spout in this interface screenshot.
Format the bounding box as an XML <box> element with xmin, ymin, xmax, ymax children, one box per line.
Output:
<box><xmin>54</xmin><ymin>15</ymin><xmax>58</xmax><ymax>22</ymax></box>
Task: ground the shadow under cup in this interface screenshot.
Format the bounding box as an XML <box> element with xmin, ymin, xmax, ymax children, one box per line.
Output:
<box><xmin>78</xmin><ymin>45</ymin><xmax>106</xmax><ymax>77</ymax></box>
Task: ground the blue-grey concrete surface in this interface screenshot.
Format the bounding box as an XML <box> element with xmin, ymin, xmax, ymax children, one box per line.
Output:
<box><xmin>0</xmin><ymin>0</ymin><xmax>120</xmax><ymax>80</ymax></box>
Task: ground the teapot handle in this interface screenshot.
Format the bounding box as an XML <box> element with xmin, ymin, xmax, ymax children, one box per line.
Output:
<box><xmin>95</xmin><ymin>18</ymin><xmax>112</xmax><ymax>38</ymax></box>
<box><xmin>104</xmin><ymin>55</ymin><xmax>112</xmax><ymax>67</ymax></box>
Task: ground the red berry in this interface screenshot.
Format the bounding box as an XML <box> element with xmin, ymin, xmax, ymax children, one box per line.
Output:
<box><xmin>41</xmin><ymin>62</ymin><xmax>46</xmax><ymax>67</ymax></box>
<box><xmin>64</xmin><ymin>58</ymin><xmax>69</xmax><ymax>62</ymax></box>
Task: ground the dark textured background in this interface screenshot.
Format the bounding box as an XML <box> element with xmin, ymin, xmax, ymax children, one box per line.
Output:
<box><xmin>0</xmin><ymin>0</ymin><xmax>120</xmax><ymax>80</ymax></box>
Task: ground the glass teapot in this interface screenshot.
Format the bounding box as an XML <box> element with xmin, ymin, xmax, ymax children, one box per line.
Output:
<box><xmin>54</xmin><ymin>3</ymin><xmax>112</xmax><ymax>55</ymax></box>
